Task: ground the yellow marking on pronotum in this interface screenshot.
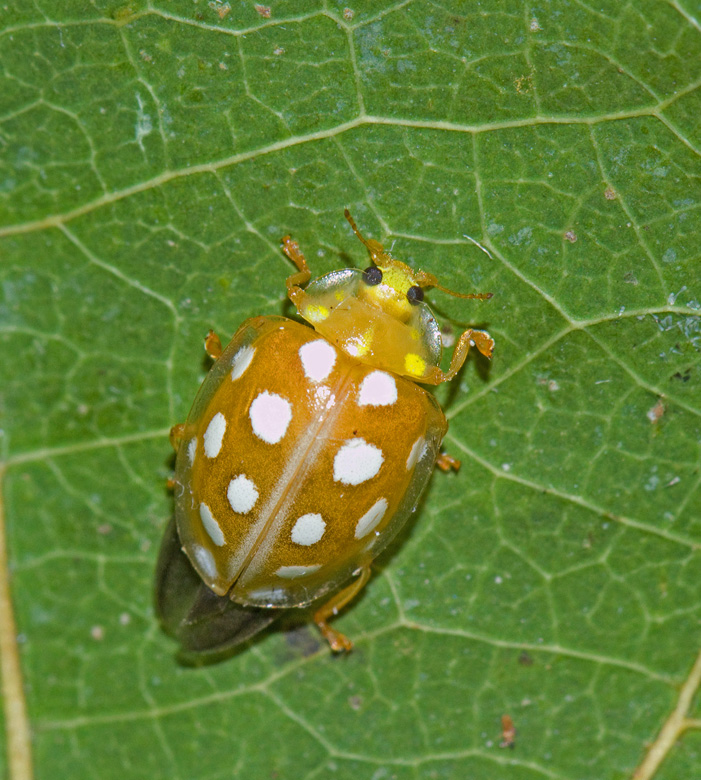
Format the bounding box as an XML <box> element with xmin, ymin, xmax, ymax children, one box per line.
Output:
<box><xmin>305</xmin><ymin>304</ymin><xmax>329</xmax><ymax>322</ymax></box>
<box><xmin>405</xmin><ymin>353</ymin><xmax>426</xmax><ymax>376</ymax></box>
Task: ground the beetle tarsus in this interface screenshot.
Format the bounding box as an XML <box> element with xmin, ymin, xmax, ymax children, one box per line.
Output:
<box><xmin>204</xmin><ymin>330</ymin><xmax>223</xmax><ymax>361</ymax></box>
<box><xmin>316</xmin><ymin>621</ymin><xmax>354</xmax><ymax>653</ymax></box>
<box><xmin>436</xmin><ymin>453</ymin><xmax>461</xmax><ymax>472</ymax></box>
<box><xmin>282</xmin><ymin>234</ymin><xmax>312</xmax><ymax>309</ymax></box>
<box><xmin>169</xmin><ymin>423</ymin><xmax>186</xmax><ymax>452</ymax></box>
<box><xmin>312</xmin><ymin>565</ymin><xmax>372</xmax><ymax>652</ymax></box>
<box><xmin>423</xmin><ymin>328</ymin><xmax>494</xmax><ymax>385</ymax></box>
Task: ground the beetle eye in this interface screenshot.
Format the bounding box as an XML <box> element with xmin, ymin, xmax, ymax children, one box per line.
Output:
<box><xmin>362</xmin><ymin>266</ymin><xmax>382</xmax><ymax>286</ymax></box>
<box><xmin>407</xmin><ymin>285</ymin><xmax>424</xmax><ymax>304</ymax></box>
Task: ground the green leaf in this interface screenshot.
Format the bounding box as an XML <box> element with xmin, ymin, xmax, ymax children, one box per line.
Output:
<box><xmin>1</xmin><ymin>1</ymin><xmax>699</xmax><ymax>778</ymax></box>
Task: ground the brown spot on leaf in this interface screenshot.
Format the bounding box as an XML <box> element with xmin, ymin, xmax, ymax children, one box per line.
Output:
<box><xmin>500</xmin><ymin>714</ymin><xmax>516</xmax><ymax>748</ymax></box>
<box><xmin>647</xmin><ymin>398</ymin><xmax>665</xmax><ymax>423</ymax></box>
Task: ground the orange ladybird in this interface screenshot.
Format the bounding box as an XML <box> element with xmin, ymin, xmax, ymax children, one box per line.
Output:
<box><xmin>158</xmin><ymin>210</ymin><xmax>494</xmax><ymax>654</ymax></box>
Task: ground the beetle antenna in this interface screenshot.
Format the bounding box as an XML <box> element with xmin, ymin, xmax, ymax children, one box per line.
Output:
<box><xmin>415</xmin><ymin>270</ymin><xmax>493</xmax><ymax>300</ymax></box>
<box><xmin>435</xmin><ymin>283</ymin><xmax>493</xmax><ymax>300</ymax></box>
<box><xmin>344</xmin><ymin>209</ymin><xmax>365</xmax><ymax>243</ymax></box>
<box><xmin>344</xmin><ymin>209</ymin><xmax>388</xmax><ymax>264</ymax></box>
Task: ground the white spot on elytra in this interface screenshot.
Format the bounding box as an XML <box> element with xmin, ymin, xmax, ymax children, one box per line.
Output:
<box><xmin>313</xmin><ymin>386</ymin><xmax>335</xmax><ymax>409</ymax></box>
<box><xmin>355</xmin><ymin>498</ymin><xmax>388</xmax><ymax>539</ymax></box>
<box><xmin>276</xmin><ymin>564</ymin><xmax>322</xmax><ymax>579</ymax></box>
<box><xmin>199</xmin><ymin>502</ymin><xmax>225</xmax><ymax>546</ymax></box>
<box><xmin>291</xmin><ymin>513</ymin><xmax>326</xmax><ymax>546</ymax></box>
<box><xmin>406</xmin><ymin>436</ymin><xmax>425</xmax><ymax>470</ymax></box>
<box><xmin>333</xmin><ymin>438</ymin><xmax>383</xmax><ymax>485</ymax></box>
<box><xmin>299</xmin><ymin>340</ymin><xmax>336</xmax><ymax>382</ymax></box>
<box><xmin>203</xmin><ymin>412</ymin><xmax>226</xmax><ymax>457</ymax></box>
<box><xmin>249</xmin><ymin>391</ymin><xmax>292</xmax><ymax>444</ymax></box>
<box><xmin>227</xmin><ymin>475</ymin><xmax>258</xmax><ymax>514</ymax></box>
<box><xmin>231</xmin><ymin>345</ymin><xmax>255</xmax><ymax>381</ymax></box>
<box><xmin>187</xmin><ymin>437</ymin><xmax>197</xmax><ymax>464</ymax></box>
<box><xmin>192</xmin><ymin>544</ymin><xmax>218</xmax><ymax>579</ymax></box>
<box><xmin>358</xmin><ymin>371</ymin><xmax>397</xmax><ymax>406</ymax></box>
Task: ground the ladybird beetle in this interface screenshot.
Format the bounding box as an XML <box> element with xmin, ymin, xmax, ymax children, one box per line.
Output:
<box><xmin>157</xmin><ymin>210</ymin><xmax>494</xmax><ymax>655</ymax></box>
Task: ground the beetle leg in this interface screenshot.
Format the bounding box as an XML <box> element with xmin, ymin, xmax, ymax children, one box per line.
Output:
<box><xmin>436</xmin><ymin>452</ymin><xmax>461</xmax><ymax>472</ymax></box>
<box><xmin>422</xmin><ymin>328</ymin><xmax>494</xmax><ymax>385</ymax></box>
<box><xmin>204</xmin><ymin>330</ymin><xmax>223</xmax><ymax>361</ymax></box>
<box><xmin>169</xmin><ymin>423</ymin><xmax>186</xmax><ymax>452</ymax></box>
<box><xmin>313</xmin><ymin>565</ymin><xmax>372</xmax><ymax>653</ymax></box>
<box><xmin>281</xmin><ymin>235</ymin><xmax>312</xmax><ymax>309</ymax></box>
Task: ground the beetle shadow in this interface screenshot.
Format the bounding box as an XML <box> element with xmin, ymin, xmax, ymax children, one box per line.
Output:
<box><xmin>174</xmin><ymin>622</ymin><xmax>283</xmax><ymax>667</ymax></box>
<box><xmin>154</xmin><ymin>515</ymin><xmax>281</xmax><ymax>667</ymax></box>
<box><xmin>175</xmin><ymin>605</ymin><xmax>346</xmax><ymax>667</ymax></box>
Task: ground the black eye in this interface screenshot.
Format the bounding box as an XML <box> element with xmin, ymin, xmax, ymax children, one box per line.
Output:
<box><xmin>407</xmin><ymin>285</ymin><xmax>424</xmax><ymax>304</ymax></box>
<box><xmin>362</xmin><ymin>266</ymin><xmax>382</xmax><ymax>286</ymax></box>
